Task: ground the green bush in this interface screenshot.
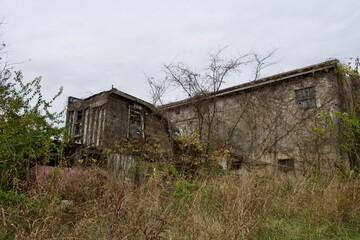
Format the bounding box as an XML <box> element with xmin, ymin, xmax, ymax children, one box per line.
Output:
<box><xmin>0</xmin><ymin>69</ymin><xmax>64</xmax><ymax>190</ymax></box>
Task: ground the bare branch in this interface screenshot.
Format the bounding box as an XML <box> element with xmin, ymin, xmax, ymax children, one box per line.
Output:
<box><xmin>163</xmin><ymin>63</ymin><xmax>204</xmax><ymax>97</ymax></box>
<box><xmin>205</xmin><ymin>48</ymin><xmax>251</xmax><ymax>92</ymax></box>
<box><xmin>252</xmin><ymin>49</ymin><xmax>279</xmax><ymax>80</ymax></box>
<box><xmin>146</xmin><ymin>74</ymin><xmax>169</xmax><ymax>106</ymax></box>
<box><xmin>150</xmin><ymin>47</ymin><xmax>278</xmax><ymax>156</ymax></box>
<box><xmin>163</xmin><ymin>47</ymin><xmax>253</xmax><ymax>98</ymax></box>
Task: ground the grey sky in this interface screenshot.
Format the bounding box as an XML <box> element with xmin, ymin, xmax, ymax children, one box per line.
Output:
<box><xmin>1</xmin><ymin>0</ymin><xmax>359</xmax><ymax>112</ymax></box>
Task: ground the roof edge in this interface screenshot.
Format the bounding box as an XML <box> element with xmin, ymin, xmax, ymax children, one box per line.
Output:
<box><xmin>159</xmin><ymin>59</ymin><xmax>339</xmax><ymax>110</ymax></box>
<box><xmin>67</xmin><ymin>88</ymin><xmax>155</xmax><ymax>110</ymax></box>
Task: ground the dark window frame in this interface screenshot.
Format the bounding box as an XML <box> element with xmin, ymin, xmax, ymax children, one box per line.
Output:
<box><xmin>128</xmin><ymin>105</ymin><xmax>145</xmax><ymax>139</ymax></box>
<box><xmin>278</xmin><ymin>158</ymin><xmax>295</xmax><ymax>172</ymax></box>
<box><xmin>74</xmin><ymin>110</ymin><xmax>83</xmax><ymax>135</ymax></box>
<box><xmin>295</xmin><ymin>87</ymin><xmax>317</xmax><ymax>109</ymax></box>
<box><xmin>69</xmin><ymin>109</ymin><xmax>83</xmax><ymax>136</ymax></box>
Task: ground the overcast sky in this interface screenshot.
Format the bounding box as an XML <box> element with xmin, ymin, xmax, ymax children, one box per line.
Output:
<box><xmin>0</xmin><ymin>0</ymin><xmax>359</xmax><ymax>112</ymax></box>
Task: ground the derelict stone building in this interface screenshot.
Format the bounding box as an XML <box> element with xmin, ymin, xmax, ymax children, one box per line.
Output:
<box><xmin>67</xmin><ymin>60</ymin><xmax>358</xmax><ymax>176</ymax></box>
<box><xmin>159</xmin><ymin>60</ymin><xmax>358</xmax><ymax>175</ymax></box>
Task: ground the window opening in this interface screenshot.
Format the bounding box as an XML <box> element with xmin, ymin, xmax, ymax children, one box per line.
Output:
<box><xmin>295</xmin><ymin>87</ymin><xmax>316</xmax><ymax>109</ymax></box>
<box><xmin>73</xmin><ymin>110</ymin><xmax>83</xmax><ymax>135</ymax></box>
<box><xmin>278</xmin><ymin>158</ymin><xmax>294</xmax><ymax>172</ymax></box>
<box><xmin>129</xmin><ymin>106</ymin><xmax>144</xmax><ymax>139</ymax></box>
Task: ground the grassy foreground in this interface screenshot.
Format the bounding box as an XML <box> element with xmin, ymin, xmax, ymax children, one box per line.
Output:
<box><xmin>1</xmin><ymin>169</ymin><xmax>360</xmax><ymax>239</ymax></box>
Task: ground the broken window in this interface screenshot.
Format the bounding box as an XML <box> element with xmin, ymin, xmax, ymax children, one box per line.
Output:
<box><xmin>295</xmin><ymin>87</ymin><xmax>316</xmax><ymax>109</ymax></box>
<box><xmin>74</xmin><ymin>110</ymin><xmax>83</xmax><ymax>135</ymax></box>
<box><xmin>128</xmin><ymin>106</ymin><xmax>144</xmax><ymax>139</ymax></box>
<box><xmin>68</xmin><ymin>110</ymin><xmax>83</xmax><ymax>136</ymax></box>
<box><xmin>278</xmin><ymin>158</ymin><xmax>295</xmax><ymax>172</ymax></box>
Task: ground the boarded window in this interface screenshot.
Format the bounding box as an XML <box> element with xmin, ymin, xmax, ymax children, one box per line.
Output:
<box><xmin>278</xmin><ymin>159</ymin><xmax>294</xmax><ymax>172</ymax></box>
<box><xmin>129</xmin><ymin>106</ymin><xmax>144</xmax><ymax>139</ymax></box>
<box><xmin>295</xmin><ymin>87</ymin><xmax>316</xmax><ymax>109</ymax></box>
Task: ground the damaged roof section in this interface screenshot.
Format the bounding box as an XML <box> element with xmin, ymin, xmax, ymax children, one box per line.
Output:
<box><xmin>67</xmin><ymin>87</ymin><xmax>169</xmax><ymax>150</ymax></box>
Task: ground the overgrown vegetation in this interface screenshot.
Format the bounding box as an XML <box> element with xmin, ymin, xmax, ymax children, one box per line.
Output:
<box><xmin>1</xmin><ymin>169</ymin><xmax>360</xmax><ymax>239</ymax></box>
<box><xmin>0</xmin><ymin>27</ymin><xmax>64</xmax><ymax>191</ymax></box>
<box><xmin>0</xmin><ymin>69</ymin><xmax>64</xmax><ymax>191</ymax></box>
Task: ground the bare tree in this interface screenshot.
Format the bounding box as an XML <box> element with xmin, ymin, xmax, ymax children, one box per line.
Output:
<box><xmin>163</xmin><ymin>48</ymin><xmax>252</xmax><ymax>98</ymax></box>
<box><xmin>150</xmin><ymin>47</ymin><xmax>277</xmax><ymax>156</ymax></box>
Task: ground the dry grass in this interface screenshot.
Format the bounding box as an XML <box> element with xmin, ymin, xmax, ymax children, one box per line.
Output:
<box><xmin>1</xmin><ymin>168</ymin><xmax>360</xmax><ymax>239</ymax></box>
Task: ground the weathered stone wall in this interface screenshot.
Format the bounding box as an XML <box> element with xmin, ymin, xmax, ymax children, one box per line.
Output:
<box><xmin>162</xmin><ymin>68</ymin><xmax>343</xmax><ymax>175</ymax></box>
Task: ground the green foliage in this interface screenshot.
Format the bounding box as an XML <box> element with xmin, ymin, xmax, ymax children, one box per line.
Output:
<box><xmin>168</xmin><ymin>164</ymin><xmax>180</xmax><ymax>178</ymax></box>
<box><xmin>312</xmin><ymin>61</ymin><xmax>360</xmax><ymax>175</ymax></box>
<box><xmin>0</xmin><ymin>189</ymin><xmax>26</xmax><ymax>204</ymax></box>
<box><xmin>0</xmin><ymin>188</ymin><xmax>40</xmax><ymax>219</ymax></box>
<box><xmin>314</xmin><ymin>111</ymin><xmax>360</xmax><ymax>175</ymax></box>
<box><xmin>338</xmin><ymin>60</ymin><xmax>359</xmax><ymax>77</ymax></box>
<box><xmin>171</xmin><ymin>180</ymin><xmax>199</xmax><ymax>199</ymax></box>
<box><xmin>335</xmin><ymin>112</ymin><xmax>360</xmax><ymax>171</ymax></box>
<box><xmin>0</xmin><ymin>69</ymin><xmax>64</xmax><ymax>190</ymax></box>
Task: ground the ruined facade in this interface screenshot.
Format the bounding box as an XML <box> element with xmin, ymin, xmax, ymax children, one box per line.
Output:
<box><xmin>159</xmin><ymin>60</ymin><xmax>356</xmax><ymax>175</ymax></box>
<box><xmin>66</xmin><ymin>88</ymin><xmax>171</xmax><ymax>179</ymax></box>
<box><xmin>67</xmin><ymin>60</ymin><xmax>358</xmax><ymax>176</ymax></box>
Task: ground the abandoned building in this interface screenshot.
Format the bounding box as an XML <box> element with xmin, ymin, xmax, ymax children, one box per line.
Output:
<box><xmin>67</xmin><ymin>59</ymin><xmax>358</xmax><ymax>177</ymax></box>
<box><xmin>160</xmin><ymin>59</ymin><xmax>358</xmax><ymax>175</ymax></box>
<box><xmin>66</xmin><ymin>88</ymin><xmax>171</xmax><ymax>179</ymax></box>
